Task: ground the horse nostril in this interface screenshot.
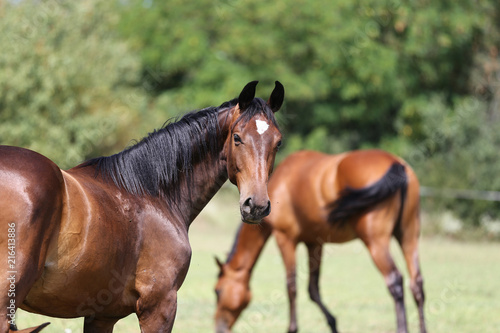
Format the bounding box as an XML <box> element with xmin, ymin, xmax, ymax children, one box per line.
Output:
<box><xmin>242</xmin><ymin>197</ymin><xmax>253</xmax><ymax>213</ymax></box>
<box><xmin>262</xmin><ymin>200</ymin><xmax>271</xmax><ymax>216</ymax></box>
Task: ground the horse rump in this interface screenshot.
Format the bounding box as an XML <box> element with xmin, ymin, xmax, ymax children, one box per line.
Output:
<box><xmin>328</xmin><ymin>162</ymin><xmax>407</xmax><ymax>224</ymax></box>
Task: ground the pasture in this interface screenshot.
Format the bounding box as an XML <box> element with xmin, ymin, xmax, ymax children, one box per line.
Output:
<box><xmin>15</xmin><ymin>189</ymin><xmax>500</xmax><ymax>332</ymax></box>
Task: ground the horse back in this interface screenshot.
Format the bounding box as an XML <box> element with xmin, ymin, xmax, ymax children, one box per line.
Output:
<box><xmin>266</xmin><ymin>150</ymin><xmax>417</xmax><ymax>243</ymax></box>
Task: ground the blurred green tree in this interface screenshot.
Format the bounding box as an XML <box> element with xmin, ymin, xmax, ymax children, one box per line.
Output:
<box><xmin>1</xmin><ymin>0</ymin><xmax>499</xmax><ymax>228</ymax></box>
<box><xmin>0</xmin><ymin>0</ymin><xmax>146</xmax><ymax>168</ymax></box>
<box><xmin>119</xmin><ymin>0</ymin><xmax>497</xmax><ymax>147</ymax></box>
<box><xmin>119</xmin><ymin>0</ymin><xmax>500</xmax><ymax>226</ymax></box>
<box><xmin>399</xmin><ymin>95</ymin><xmax>500</xmax><ymax>226</ymax></box>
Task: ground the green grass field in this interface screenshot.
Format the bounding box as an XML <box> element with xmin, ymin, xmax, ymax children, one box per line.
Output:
<box><xmin>15</xmin><ymin>190</ymin><xmax>500</xmax><ymax>332</ymax></box>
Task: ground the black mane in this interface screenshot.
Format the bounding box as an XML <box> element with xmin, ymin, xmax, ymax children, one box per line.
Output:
<box><xmin>80</xmin><ymin>97</ymin><xmax>278</xmax><ymax>198</ymax></box>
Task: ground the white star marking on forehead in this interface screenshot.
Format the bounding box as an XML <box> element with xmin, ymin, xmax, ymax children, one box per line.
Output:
<box><xmin>255</xmin><ymin>120</ymin><xmax>269</xmax><ymax>135</ymax></box>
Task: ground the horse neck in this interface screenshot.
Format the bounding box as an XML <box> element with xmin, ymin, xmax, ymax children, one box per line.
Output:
<box><xmin>175</xmin><ymin>108</ymin><xmax>233</xmax><ymax>226</ymax></box>
<box><xmin>226</xmin><ymin>221</ymin><xmax>273</xmax><ymax>280</ymax></box>
<box><xmin>179</xmin><ymin>156</ymin><xmax>228</xmax><ymax>225</ymax></box>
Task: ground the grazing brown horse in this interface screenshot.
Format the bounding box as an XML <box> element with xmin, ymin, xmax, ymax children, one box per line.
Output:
<box><xmin>215</xmin><ymin>149</ymin><xmax>426</xmax><ymax>333</ymax></box>
<box><xmin>0</xmin><ymin>81</ymin><xmax>284</xmax><ymax>333</ymax></box>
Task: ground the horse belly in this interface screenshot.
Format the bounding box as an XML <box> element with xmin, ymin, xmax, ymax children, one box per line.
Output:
<box><xmin>22</xmin><ymin>223</ymin><xmax>138</xmax><ymax>319</ymax></box>
<box><xmin>22</xmin><ymin>261</ymin><xmax>137</xmax><ymax>318</ymax></box>
<box><xmin>322</xmin><ymin>224</ymin><xmax>358</xmax><ymax>243</ymax></box>
<box><xmin>295</xmin><ymin>215</ymin><xmax>357</xmax><ymax>244</ymax></box>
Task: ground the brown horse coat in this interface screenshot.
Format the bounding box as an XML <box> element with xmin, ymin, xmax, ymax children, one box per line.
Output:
<box><xmin>215</xmin><ymin>149</ymin><xmax>426</xmax><ymax>333</ymax></box>
<box><xmin>0</xmin><ymin>81</ymin><xmax>284</xmax><ymax>333</ymax></box>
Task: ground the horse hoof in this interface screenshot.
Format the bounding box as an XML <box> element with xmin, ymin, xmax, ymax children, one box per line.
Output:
<box><xmin>10</xmin><ymin>322</ymin><xmax>50</xmax><ymax>333</ymax></box>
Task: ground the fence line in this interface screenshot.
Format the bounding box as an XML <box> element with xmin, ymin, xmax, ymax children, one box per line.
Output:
<box><xmin>420</xmin><ymin>187</ymin><xmax>500</xmax><ymax>202</ymax></box>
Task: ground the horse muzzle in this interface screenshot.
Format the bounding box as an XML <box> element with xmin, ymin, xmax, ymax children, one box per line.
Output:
<box><xmin>215</xmin><ymin>317</ymin><xmax>233</xmax><ymax>333</ymax></box>
<box><xmin>240</xmin><ymin>196</ymin><xmax>271</xmax><ymax>224</ymax></box>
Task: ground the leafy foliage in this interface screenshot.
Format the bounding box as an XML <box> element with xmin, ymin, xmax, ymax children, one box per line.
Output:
<box><xmin>119</xmin><ymin>0</ymin><xmax>500</xmax><ymax>226</ymax></box>
<box><xmin>0</xmin><ymin>1</ymin><xmax>145</xmax><ymax>168</ymax></box>
<box><xmin>398</xmin><ymin>96</ymin><xmax>500</xmax><ymax>226</ymax></box>
<box><xmin>1</xmin><ymin>0</ymin><xmax>499</xmax><ymax>228</ymax></box>
<box><xmin>119</xmin><ymin>0</ymin><xmax>497</xmax><ymax>139</ymax></box>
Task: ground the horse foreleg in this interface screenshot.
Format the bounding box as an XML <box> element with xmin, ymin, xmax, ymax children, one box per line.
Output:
<box><xmin>275</xmin><ymin>231</ymin><xmax>297</xmax><ymax>333</ymax></box>
<box><xmin>83</xmin><ymin>317</ymin><xmax>118</xmax><ymax>333</ymax></box>
<box><xmin>305</xmin><ymin>243</ymin><xmax>338</xmax><ymax>333</ymax></box>
<box><xmin>137</xmin><ymin>290</ymin><xmax>178</xmax><ymax>333</ymax></box>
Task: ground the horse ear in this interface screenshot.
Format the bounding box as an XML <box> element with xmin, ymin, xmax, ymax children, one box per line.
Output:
<box><xmin>238</xmin><ymin>81</ymin><xmax>258</xmax><ymax>112</ymax></box>
<box><xmin>214</xmin><ymin>256</ymin><xmax>224</xmax><ymax>270</ymax></box>
<box><xmin>267</xmin><ymin>81</ymin><xmax>284</xmax><ymax>113</ymax></box>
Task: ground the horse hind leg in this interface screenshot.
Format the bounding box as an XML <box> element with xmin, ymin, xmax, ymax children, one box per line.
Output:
<box><xmin>1</xmin><ymin>241</ymin><xmax>53</xmax><ymax>333</ymax></box>
<box><xmin>8</xmin><ymin>323</ymin><xmax>50</xmax><ymax>333</ymax></box>
<box><xmin>0</xmin><ymin>197</ymin><xmax>61</xmax><ymax>332</ymax></box>
<box><xmin>397</xmin><ymin>218</ymin><xmax>427</xmax><ymax>333</ymax></box>
<box><xmin>0</xmin><ymin>157</ymin><xmax>65</xmax><ymax>333</ymax></box>
<box><xmin>305</xmin><ymin>243</ymin><xmax>338</xmax><ymax>333</ymax></box>
<box><xmin>0</xmin><ymin>253</ymin><xmax>51</xmax><ymax>333</ymax></box>
<box><xmin>0</xmin><ymin>243</ymin><xmax>51</xmax><ymax>333</ymax></box>
<box><xmin>361</xmin><ymin>231</ymin><xmax>408</xmax><ymax>333</ymax></box>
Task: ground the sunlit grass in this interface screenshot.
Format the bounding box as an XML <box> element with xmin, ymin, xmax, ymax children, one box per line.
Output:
<box><xmin>14</xmin><ymin>189</ymin><xmax>500</xmax><ymax>332</ymax></box>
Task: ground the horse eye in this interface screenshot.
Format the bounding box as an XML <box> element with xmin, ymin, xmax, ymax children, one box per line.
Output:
<box><xmin>233</xmin><ymin>134</ymin><xmax>242</xmax><ymax>145</ymax></box>
<box><xmin>276</xmin><ymin>140</ymin><xmax>282</xmax><ymax>149</ymax></box>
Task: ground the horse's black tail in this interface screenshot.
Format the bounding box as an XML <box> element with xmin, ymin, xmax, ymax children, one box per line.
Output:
<box><xmin>328</xmin><ymin>162</ymin><xmax>407</xmax><ymax>224</ymax></box>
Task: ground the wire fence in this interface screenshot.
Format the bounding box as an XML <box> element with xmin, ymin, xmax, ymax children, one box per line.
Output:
<box><xmin>420</xmin><ymin>187</ymin><xmax>500</xmax><ymax>202</ymax></box>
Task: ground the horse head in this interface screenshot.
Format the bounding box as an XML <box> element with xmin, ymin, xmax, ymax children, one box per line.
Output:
<box><xmin>224</xmin><ymin>81</ymin><xmax>284</xmax><ymax>224</ymax></box>
<box><xmin>214</xmin><ymin>257</ymin><xmax>251</xmax><ymax>333</ymax></box>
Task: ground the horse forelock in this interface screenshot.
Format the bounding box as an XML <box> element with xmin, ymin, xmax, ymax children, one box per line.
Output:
<box><xmin>233</xmin><ymin>98</ymin><xmax>279</xmax><ymax>130</ymax></box>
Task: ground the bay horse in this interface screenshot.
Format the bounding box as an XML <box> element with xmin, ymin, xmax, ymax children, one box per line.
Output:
<box><xmin>215</xmin><ymin>149</ymin><xmax>426</xmax><ymax>333</ymax></box>
<box><xmin>0</xmin><ymin>81</ymin><xmax>284</xmax><ymax>333</ymax></box>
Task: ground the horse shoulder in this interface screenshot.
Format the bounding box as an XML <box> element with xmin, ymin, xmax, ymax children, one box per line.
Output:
<box><xmin>133</xmin><ymin>212</ymin><xmax>192</xmax><ymax>314</ymax></box>
<box><xmin>267</xmin><ymin>152</ymin><xmax>341</xmax><ymax>238</ymax></box>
